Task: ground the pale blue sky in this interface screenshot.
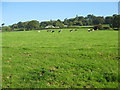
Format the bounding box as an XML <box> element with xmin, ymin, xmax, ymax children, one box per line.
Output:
<box><xmin>2</xmin><ymin>2</ymin><xmax>118</xmax><ymax>26</ymax></box>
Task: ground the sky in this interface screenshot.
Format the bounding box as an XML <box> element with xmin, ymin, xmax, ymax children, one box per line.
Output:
<box><xmin>1</xmin><ymin>0</ymin><xmax>119</xmax><ymax>2</ymax></box>
<box><xmin>2</xmin><ymin>2</ymin><xmax>118</xmax><ymax>26</ymax></box>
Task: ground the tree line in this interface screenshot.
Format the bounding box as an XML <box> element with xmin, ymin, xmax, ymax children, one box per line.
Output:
<box><xmin>1</xmin><ymin>14</ymin><xmax>120</xmax><ymax>32</ymax></box>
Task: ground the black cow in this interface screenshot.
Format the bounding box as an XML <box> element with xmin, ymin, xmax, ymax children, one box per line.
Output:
<box><xmin>47</xmin><ymin>30</ymin><xmax>52</xmax><ymax>32</ymax></box>
<box><xmin>88</xmin><ymin>29</ymin><xmax>91</xmax><ymax>32</ymax></box>
<box><xmin>58</xmin><ymin>30</ymin><xmax>62</xmax><ymax>33</ymax></box>
<box><xmin>51</xmin><ymin>30</ymin><xmax>55</xmax><ymax>33</ymax></box>
<box><xmin>70</xmin><ymin>30</ymin><xmax>73</xmax><ymax>32</ymax></box>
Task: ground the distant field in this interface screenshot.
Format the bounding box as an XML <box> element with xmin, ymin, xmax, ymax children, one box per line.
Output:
<box><xmin>2</xmin><ymin>29</ymin><xmax>118</xmax><ymax>88</ymax></box>
<box><xmin>79</xmin><ymin>26</ymin><xmax>94</xmax><ymax>28</ymax></box>
<box><xmin>68</xmin><ymin>26</ymin><xmax>94</xmax><ymax>28</ymax></box>
<box><xmin>68</xmin><ymin>24</ymin><xmax>109</xmax><ymax>28</ymax></box>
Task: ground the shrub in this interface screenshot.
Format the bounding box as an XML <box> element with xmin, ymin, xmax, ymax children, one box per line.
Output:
<box><xmin>93</xmin><ymin>24</ymin><xmax>103</xmax><ymax>30</ymax></box>
<box><xmin>103</xmin><ymin>27</ymin><xmax>110</xmax><ymax>30</ymax></box>
<box><xmin>16</xmin><ymin>28</ymin><xmax>24</xmax><ymax>31</ymax></box>
<box><xmin>2</xmin><ymin>26</ymin><xmax>12</xmax><ymax>32</ymax></box>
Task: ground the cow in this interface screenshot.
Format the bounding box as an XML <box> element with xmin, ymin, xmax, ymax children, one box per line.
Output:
<box><xmin>70</xmin><ymin>30</ymin><xmax>73</xmax><ymax>32</ymax></box>
<box><xmin>58</xmin><ymin>29</ymin><xmax>62</xmax><ymax>33</ymax></box>
<box><xmin>47</xmin><ymin>30</ymin><xmax>52</xmax><ymax>32</ymax></box>
<box><xmin>88</xmin><ymin>29</ymin><xmax>91</xmax><ymax>32</ymax></box>
<box><xmin>51</xmin><ymin>30</ymin><xmax>54</xmax><ymax>33</ymax></box>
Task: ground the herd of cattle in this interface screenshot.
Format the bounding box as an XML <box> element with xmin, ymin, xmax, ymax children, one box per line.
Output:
<box><xmin>38</xmin><ymin>29</ymin><xmax>96</xmax><ymax>33</ymax></box>
<box><xmin>47</xmin><ymin>29</ymin><xmax>78</xmax><ymax>33</ymax></box>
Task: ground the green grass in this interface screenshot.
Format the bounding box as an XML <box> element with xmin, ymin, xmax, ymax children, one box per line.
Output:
<box><xmin>69</xmin><ymin>25</ymin><xmax>94</xmax><ymax>28</ymax></box>
<box><xmin>2</xmin><ymin>29</ymin><xmax>118</xmax><ymax>88</ymax></box>
<box><xmin>79</xmin><ymin>26</ymin><xmax>94</xmax><ymax>28</ymax></box>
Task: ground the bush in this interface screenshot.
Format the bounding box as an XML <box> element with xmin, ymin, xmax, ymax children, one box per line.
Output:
<box><xmin>103</xmin><ymin>27</ymin><xmax>110</xmax><ymax>30</ymax></box>
<box><xmin>16</xmin><ymin>28</ymin><xmax>24</xmax><ymax>31</ymax></box>
<box><xmin>93</xmin><ymin>24</ymin><xmax>103</xmax><ymax>30</ymax></box>
<box><xmin>2</xmin><ymin>26</ymin><xmax>12</xmax><ymax>32</ymax></box>
<box><xmin>113</xmin><ymin>28</ymin><xmax>119</xmax><ymax>31</ymax></box>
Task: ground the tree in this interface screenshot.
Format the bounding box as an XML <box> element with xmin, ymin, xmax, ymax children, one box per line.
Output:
<box><xmin>87</xmin><ymin>14</ymin><xmax>95</xmax><ymax>19</ymax></box>
<box><xmin>2</xmin><ymin>26</ymin><xmax>12</xmax><ymax>32</ymax></box>
<box><xmin>86</xmin><ymin>14</ymin><xmax>95</xmax><ymax>25</ymax></box>
<box><xmin>26</xmin><ymin>20</ymin><xmax>40</xmax><ymax>30</ymax></box>
<box><xmin>105</xmin><ymin>16</ymin><xmax>113</xmax><ymax>24</ymax></box>
<box><xmin>74</xmin><ymin>15</ymin><xmax>79</xmax><ymax>21</ymax></box>
<box><xmin>112</xmin><ymin>15</ymin><xmax>120</xmax><ymax>29</ymax></box>
<box><xmin>63</xmin><ymin>18</ymin><xmax>69</xmax><ymax>25</ymax></box>
<box><xmin>93</xmin><ymin>24</ymin><xmax>103</xmax><ymax>30</ymax></box>
<box><xmin>40</xmin><ymin>21</ymin><xmax>49</xmax><ymax>28</ymax></box>
<box><xmin>49</xmin><ymin>20</ymin><xmax>54</xmax><ymax>25</ymax></box>
<box><xmin>17</xmin><ymin>22</ymin><xmax>24</xmax><ymax>28</ymax></box>
<box><xmin>22</xmin><ymin>22</ymin><xmax>29</xmax><ymax>31</ymax></box>
<box><xmin>10</xmin><ymin>24</ymin><xmax>18</xmax><ymax>30</ymax></box>
<box><xmin>73</xmin><ymin>21</ymin><xmax>83</xmax><ymax>26</ymax></box>
<box><xmin>68</xmin><ymin>22</ymin><xmax>73</xmax><ymax>27</ymax></box>
<box><xmin>57</xmin><ymin>19</ymin><xmax>62</xmax><ymax>23</ymax></box>
<box><xmin>92</xmin><ymin>16</ymin><xmax>104</xmax><ymax>25</ymax></box>
<box><xmin>53</xmin><ymin>20</ymin><xmax>64</xmax><ymax>28</ymax></box>
<box><xmin>78</xmin><ymin>16</ymin><xmax>84</xmax><ymax>21</ymax></box>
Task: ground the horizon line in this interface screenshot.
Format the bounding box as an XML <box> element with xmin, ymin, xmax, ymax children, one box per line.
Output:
<box><xmin>4</xmin><ymin>14</ymin><xmax>117</xmax><ymax>26</ymax></box>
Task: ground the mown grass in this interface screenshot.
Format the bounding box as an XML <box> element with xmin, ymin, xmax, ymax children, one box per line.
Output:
<box><xmin>2</xmin><ymin>29</ymin><xmax>118</xmax><ymax>88</ymax></box>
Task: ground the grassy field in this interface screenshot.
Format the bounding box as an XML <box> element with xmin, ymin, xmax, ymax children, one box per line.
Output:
<box><xmin>2</xmin><ymin>29</ymin><xmax>118</xmax><ymax>88</ymax></box>
<box><xmin>68</xmin><ymin>25</ymin><xmax>94</xmax><ymax>28</ymax></box>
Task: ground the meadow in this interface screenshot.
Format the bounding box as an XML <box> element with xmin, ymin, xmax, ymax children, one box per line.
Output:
<box><xmin>2</xmin><ymin>29</ymin><xmax>118</xmax><ymax>88</ymax></box>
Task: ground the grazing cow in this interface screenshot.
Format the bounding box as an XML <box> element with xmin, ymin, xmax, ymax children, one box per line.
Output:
<box><xmin>51</xmin><ymin>30</ymin><xmax>54</xmax><ymax>33</ymax></box>
<box><xmin>58</xmin><ymin>29</ymin><xmax>62</xmax><ymax>33</ymax></box>
<box><xmin>92</xmin><ymin>29</ymin><xmax>95</xmax><ymax>31</ymax></box>
<box><xmin>47</xmin><ymin>30</ymin><xmax>52</xmax><ymax>32</ymax></box>
<box><xmin>70</xmin><ymin>30</ymin><xmax>73</xmax><ymax>32</ymax></box>
<box><xmin>88</xmin><ymin>29</ymin><xmax>91</xmax><ymax>32</ymax></box>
